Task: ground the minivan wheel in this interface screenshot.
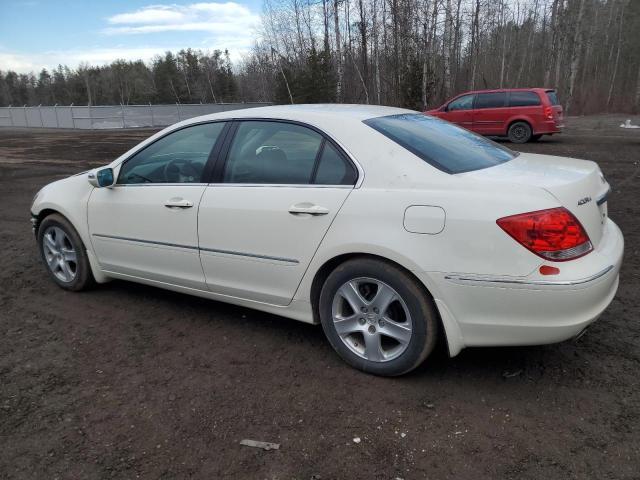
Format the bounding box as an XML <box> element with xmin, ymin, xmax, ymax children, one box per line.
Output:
<box><xmin>508</xmin><ymin>121</ymin><xmax>532</xmax><ymax>143</ymax></box>
<box><xmin>37</xmin><ymin>213</ymin><xmax>95</xmax><ymax>291</ymax></box>
<box><xmin>319</xmin><ymin>258</ymin><xmax>439</xmax><ymax>376</ymax></box>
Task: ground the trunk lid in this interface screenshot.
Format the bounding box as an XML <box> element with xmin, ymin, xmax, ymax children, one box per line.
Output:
<box><xmin>460</xmin><ymin>153</ymin><xmax>610</xmax><ymax>247</ymax></box>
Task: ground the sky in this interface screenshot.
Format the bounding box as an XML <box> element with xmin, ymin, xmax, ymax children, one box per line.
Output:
<box><xmin>0</xmin><ymin>0</ymin><xmax>263</xmax><ymax>73</ymax></box>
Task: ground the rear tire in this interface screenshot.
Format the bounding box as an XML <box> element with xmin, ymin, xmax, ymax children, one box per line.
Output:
<box><xmin>37</xmin><ymin>213</ymin><xmax>95</xmax><ymax>291</ymax></box>
<box><xmin>319</xmin><ymin>258</ymin><xmax>439</xmax><ymax>376</ymax></box>
<box><xmin>508</xmin><ymin>121</ymin><xmax>532</xmax><ymax>143</ymax></box>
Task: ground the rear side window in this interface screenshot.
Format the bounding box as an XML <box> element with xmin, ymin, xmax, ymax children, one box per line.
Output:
<box><xmin>508</xmin><ymin>91</ymin><xmax>541</xmax><ymax>107</ymax></box>
<box><xmin>546</xmin><ymin>90</ymin><xmax>560</xmax><ymax>105</ymax></box>
<box><xmin>224</xmin><ymin>121</ymin><xmax>322</xmax><ymax>184</ymax></box>
<box><xmin>364</xmin><ymin>114</ymin><xmax>517</xmax><ymax>174</ymax></box>
<box><xmin>223</xmin><ymin>121</ymin><xmax>357</xmax><ymax>185</ymax></box>
<box><xmin>314</xmin><ymin>142</ymin><xmax>357</xmax><ymax>185</ymax></box>
<box><xmin>475</xmin><ymin>92</ymin><xmax>507</xmax><ymax>109</ymax></box>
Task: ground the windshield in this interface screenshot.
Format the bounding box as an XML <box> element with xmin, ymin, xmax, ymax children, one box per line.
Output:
<box><xmin>363</xmin><ymin>113</ymin><xmax>517</xmax><ymax>174</ymax></box>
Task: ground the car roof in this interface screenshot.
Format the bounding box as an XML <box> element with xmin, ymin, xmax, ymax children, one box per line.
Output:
<box><xmin>455</xmin><ymin>87</ymin><xmax>554</xmax><ymax>96</ymax></box>
<box><xmin>181</xmin><ymin>103</ymin><xmax>414</xmax><ymax>128</ymax></box>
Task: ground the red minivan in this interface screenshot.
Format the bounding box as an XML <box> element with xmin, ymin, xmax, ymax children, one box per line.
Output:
<box><xmin>426</xmin><ymin>88</ymin><xmax>564</xmax><ymax>143</ymax></box>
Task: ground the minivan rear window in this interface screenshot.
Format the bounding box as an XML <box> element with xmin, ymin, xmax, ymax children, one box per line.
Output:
<box><xmin>546</xmin><ymin>90</ymin><xmax>560</xmax><ymax>105</ymax></box>
<box><xmin>508</xmin><ymin>91</ymin><xmax>541</xmax><ymax>107</ymax></box>
<box><xmin>364</xmin><ymin>114</ymin><xmax>517</xmax><ymax>174</ymax></box>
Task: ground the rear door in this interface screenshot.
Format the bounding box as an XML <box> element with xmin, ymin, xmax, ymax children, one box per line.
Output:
<box><xmin>472</xmin><ymin>92</ymin><xmax>509</xmax><ymax>135</ymax></box>
<box><xmin>198</xmin><ymin>120</ymin><xmax>358</xmax><ymax>306</ymax></box>
<box><xmin>441</xmin><ymin>94</ymin><xmax>475</xmax><ymax>130</ymax></box>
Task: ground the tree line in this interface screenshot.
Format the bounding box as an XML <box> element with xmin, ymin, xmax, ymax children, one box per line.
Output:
<box><xmin>0</xmin><ymin>50</ymin><xmax>237</xmax><ymax>107</ymax></box>
<box><xmin>1</xmin><ymin>0</ymin><xmax>639</xmax><ymax>115</ymax></box>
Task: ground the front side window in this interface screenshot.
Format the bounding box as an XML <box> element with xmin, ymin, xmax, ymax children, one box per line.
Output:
<box><xmin>447</xmin><ymin>94</ymin><xmax>474</xmax><ymax>111</ymax></box>
<box><xmin>508</xmin><ymin>91</ymin><xmax>541</xmax><ymax>107</ymax></box>
<box><xmin>364</xmin><ymin>113</ymin><xmax>517</xmax><ymax>174</ymax></box>
<box><xmin>118</xmin><ymin>123</ymin><xmax>225</xmax><ymax>184</ymax></box>
<box><xmin>223</xmin><ymin>121</ymin><xmax>325</xmax><ymax>184</ymax></box>
<box><xmin>475</xmin><ymin>92</ymin><xmax>507</xmax><ymax>109</ymax></box>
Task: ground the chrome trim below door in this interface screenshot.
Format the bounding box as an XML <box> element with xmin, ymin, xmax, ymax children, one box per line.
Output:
<box><xmin>92</xmin><ymin>233</ymin><xmax>299</xmax><ymax>264</ymax></box>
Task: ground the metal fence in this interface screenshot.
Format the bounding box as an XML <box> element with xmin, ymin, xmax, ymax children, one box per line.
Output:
<box><xmin>0</xmin><ymin>103</ymin><xmax>271</xmax><ymax>129</ymax></box>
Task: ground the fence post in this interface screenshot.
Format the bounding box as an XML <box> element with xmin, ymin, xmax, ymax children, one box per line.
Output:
<box><xmin>54</xmin><ymin>104</ymin><xmax>59</xmax><ymax>128</ymax></box>
<box><xmin>70</xmin><ymin>104</ymin><xmax>76</xmax><ymax>128</ymax></box>
<box><xmin>8</xmin><ymin>105</ymin><xmax>13</xmax><ymax>127</ymax></box>
<box><xmin>149</xmin><ymin>102</ymin><xmax>154</xmax><ymax>127</ymax></box>
<box><xmin>38</xmin><ymin>105</ymin><xmax>44</xmax><ymax>127</ymax></box>
<box><xmin>176</xmin><ymin>102</ymin><xmax>181</xmax><ymax>121</ymax></box>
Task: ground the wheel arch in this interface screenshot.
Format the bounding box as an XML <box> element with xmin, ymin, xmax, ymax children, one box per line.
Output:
<box><xmin>32</xmin><ymin>207</ymin><xmax>62</xmax><ymax>234</ymax></box>
<box><xmin>33</xmin><ymin>206</ymin><xmax>110</xmax><ymax>284</ymax></box>
<box><xmin>506</xmin><ymin>117</ymin><xmax>534</xmax><ymax>135</ymax></box>
<box><xmin>308</xmin><ymin>252</ymin><xmax>453</xmax><ymax>356</ymax></box>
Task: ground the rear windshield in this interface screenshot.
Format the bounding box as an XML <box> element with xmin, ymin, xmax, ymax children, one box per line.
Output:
<box><xmin>364</xmin><ymin>113</ymin><xmax>517</xmax><ymax>174</ymax></box>
<box><xmin>546</xmin><ymin>90</ymin><xmax>560</xmax><ymax>105</ymax></box>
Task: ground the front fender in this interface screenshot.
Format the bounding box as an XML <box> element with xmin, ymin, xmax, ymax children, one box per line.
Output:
<box><xmin>31</xmin><ymin>172</ymin><xmax>110</xmax><ymax>283</ymax></box>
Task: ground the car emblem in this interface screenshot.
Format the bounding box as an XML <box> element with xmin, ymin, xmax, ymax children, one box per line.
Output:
<box><xmin>577</xmin><ymin>196</ymin><xmax>592</xmax><ymax>206</ymax></box>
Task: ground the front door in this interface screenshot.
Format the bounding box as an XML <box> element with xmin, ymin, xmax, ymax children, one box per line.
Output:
<box><xmin>88</xmin><ymin>122</ymin><xmax>227</xmax><ymax>289</ymax></box>
<box><xmin>443</xmin><ymin>93</ymin><xmax>475</xmax><ymax>130</ymax></box>
<box><xmin>198</xmin><ymin>120</ymin><xmax>358</xmax><ymax>305</ymax></box>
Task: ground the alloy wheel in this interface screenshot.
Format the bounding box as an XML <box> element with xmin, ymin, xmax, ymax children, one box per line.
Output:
<box><xmin>42</xmin><ymin>226</ymin><xmax>77</xmax><ymax>282</ymax></box>
<box><xmin>331</xmin><ymin>277</ymin><xmax>413</xmax><ymax>362</ymax></box>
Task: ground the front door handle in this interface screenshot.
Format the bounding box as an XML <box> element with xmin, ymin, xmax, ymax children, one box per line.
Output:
<box><xmin>164</xmin><ymin>198</ymin><xmax>193</xmax><ymax>209</ymax></box>
<box><xmin>288</xmin><ymin>203</ymin><xmax>330</xmax><ymax>216</ymax></box>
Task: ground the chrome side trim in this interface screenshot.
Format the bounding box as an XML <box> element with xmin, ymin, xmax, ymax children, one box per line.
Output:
<box><xmin>113</xmin><ymin>183</ymin><xmax>208</xmax><ymax>187</ymax></box>
<box><xmin>92</xmin><ymin>233</ymin><xmax>299</xmax><ymax>264</ymax></box>
<box><xmin>444</xmin><ymin>265</ymin><xmax>614</xmax><ymax>286</ymax></box>
<box><xmin>207</xmin><ymin>183</ymin><xmax>352</xmax><ymax>189</ymax></box>
<box><xmin>596</xmin><ymin>188</ymin><xmax>610</xmax><ymax>206</ymax></box>
<box><xmin>92</xmin><ymin>233</ymin><xmax>198</xmax><ymax>250</ymax></box>
<box><xmin>199</xmin><ymin>246</ymin><xmax>299</xmax><ymax>264</ymax></box>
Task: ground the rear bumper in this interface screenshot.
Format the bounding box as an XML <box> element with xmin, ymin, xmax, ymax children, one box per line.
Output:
<box><xmin>535</xmin><ymin>119</ymin><xmax>563</xmax><ymax>135</ymax></box>
<box><xmin>421</xmin><ymin>218</ymin><xmax>624</xmax><ymax>356</ymax></box>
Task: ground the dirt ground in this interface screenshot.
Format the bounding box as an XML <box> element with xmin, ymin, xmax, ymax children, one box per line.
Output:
<box><xmin>0</xmin><ymin>115</ymin><xmax>639</xmax><ymax>479</ymax></box>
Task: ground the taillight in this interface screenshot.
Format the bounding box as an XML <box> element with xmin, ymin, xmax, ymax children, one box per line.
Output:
<box><xmin>497</xmin><ymin>207</ymin><xmax>592</xmax><ymax>261</ymax></box>
<box><xmin>544</xmin><ymin>106</ymin><xmax>554</xmax><ymax>120</ymax></box>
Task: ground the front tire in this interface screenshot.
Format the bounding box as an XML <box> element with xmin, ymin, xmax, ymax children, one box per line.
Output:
<box><xmin>508</xmin><ymin>121</ymin><xmax>532</xmax><ymax>143</ymax></box>
<box><xmin>37</xmin><ymin>213</ymin><xmax>95</xmax><ymax>291</ymax></box>
<box><xmin>319</xmin><ymin>258</ymin><xmax>439</xmax><ymax>376</ymax></box>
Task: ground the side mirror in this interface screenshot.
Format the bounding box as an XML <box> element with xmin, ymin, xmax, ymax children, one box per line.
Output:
<box><xmin>88</xmin><ymin>168</ymin><xmax>115</xmax><ymax>188</ymax></box>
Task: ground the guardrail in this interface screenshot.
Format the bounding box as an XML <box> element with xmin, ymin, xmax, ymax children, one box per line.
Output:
<box><xmin>0</xmin><ymin>102</ymin><xmax>271</xmax><ymax>129</ymax></box>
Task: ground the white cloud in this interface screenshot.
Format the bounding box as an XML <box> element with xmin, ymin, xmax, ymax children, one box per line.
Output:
<box><xmin>0</xmin><ymin>2</ymin><xmax>260</xmax><ymax>74</ymax></box>
<box><xmin>104</xmin><ymin>2</ymin><xmax>260</xmax><ymax>37</ymax></box>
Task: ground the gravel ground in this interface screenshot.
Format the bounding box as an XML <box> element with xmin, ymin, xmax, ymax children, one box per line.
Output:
<box><xmin>0</xmin><ymin>114</ymin><xmax>639</xmax><ymax>479</ymax></box>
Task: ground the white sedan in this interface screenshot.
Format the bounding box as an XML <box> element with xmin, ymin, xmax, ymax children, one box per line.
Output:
<box><xmin>31</xmin><ymin>105</ymin><xmax>624</xmax><ymax>376</ymax></box>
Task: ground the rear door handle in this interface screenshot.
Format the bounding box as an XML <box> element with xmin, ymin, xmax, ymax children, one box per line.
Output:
<box><xmin>288</xmin><ymin>203</ymin><xmax>330</xmax><ymax>216</ymax></box>
<box><xmin>164</xmin><ymin>198</ymin><xmax>193</xmax><ymax>209</ymax></box>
